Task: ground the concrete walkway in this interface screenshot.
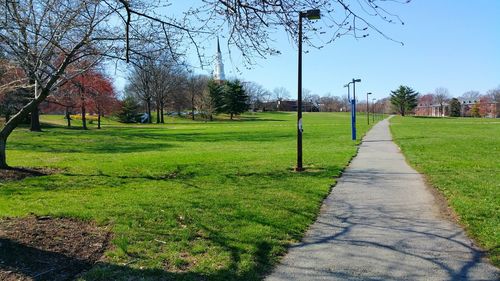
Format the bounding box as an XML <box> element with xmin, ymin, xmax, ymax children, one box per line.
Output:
<box><xmin>266</xmin><ymin>118</ymin><xmax>499</xmax><ymax>281</ymax></box>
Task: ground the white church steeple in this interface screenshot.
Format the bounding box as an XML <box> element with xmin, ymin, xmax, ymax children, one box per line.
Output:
<box><xmin>214</xmin><ymin>38</ymin><xmax>225</xmax><ymax>82</ymax></box>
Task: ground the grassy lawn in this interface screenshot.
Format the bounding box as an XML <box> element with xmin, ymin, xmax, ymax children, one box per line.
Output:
<box><xmin>390</xmin><ymin>116</ymin><xmax>500</xmax><ymax>266</ymax></box>
<box><xmin>0</xmin><ymin>112</ymin><xmax>372</xmax><ymax>280</ymax></box>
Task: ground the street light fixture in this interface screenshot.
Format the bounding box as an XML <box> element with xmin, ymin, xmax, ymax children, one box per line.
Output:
<box><xmin>296</xmin><ymin>9</ymin><xmax>321</xmax><ymax>172</ymax></box>
<box><xmin>345</xmin><ymin>78</ymin><xmax>361</xmax><ymax>140</ymax></box>
<box><xmin>366</xmin><ymin>92</ymin><xmax>372</xmax><ymax>125</ymax></box>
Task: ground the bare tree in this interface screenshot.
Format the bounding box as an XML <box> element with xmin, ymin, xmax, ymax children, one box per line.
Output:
<box><xmin>150</xmin><ymin>55</ymin><xmax>183</xmax><ymax>123</ymax></box>
<box><xmin>0</xmin><ymin>0</ymin><xmax>194</xmax><ymax>167</ymax></box>
<box><xmin>319</xmin><ymin>95</ymin><xmax>341</xmax><ymax>112</ymax></box>
<box><xmin>434</xmin><ymin>87</ymin><xmax>450</xmax><ymax>117</ymax></box>
<box><xmin>196</xmin><ymin>86</ymin><xmax>215</xmax><ymax>121</ymax></box>
<box><xmin>244</xmin><ymin>82</ymin><xmax>270</xmax><ymax>112</ymax></box>
<box><xmin>187</xmin><ymin>74</ymin><xmax>209</xmax><ymax>120</ymax></box>
<box><xmin>486</xmin><ymin>87</ymin><xmax>500</xmax><ymax>103</ymax></box>
<box><xmin>0</xmin><ymin>1</ymin><xmax>111</xmax><ymax>167</ymax></box>
<box><xmin>127</xmin><ymin>60</ymin><xmax>155</xmax><ymax>123</ymax></box>
<box><xmin>460</xmin><ymin>91</ymin><xmax>481</xmax><ymax>102</ymax></box>
<box><xmin>273</xmin><ymin>87</ymin><xmax>291</xmax><ymax>101</ymax></box>
<box><xmin>179</xmin><ymin>1</ymin><xmax>407</xmax><ymax>67</ymax></box>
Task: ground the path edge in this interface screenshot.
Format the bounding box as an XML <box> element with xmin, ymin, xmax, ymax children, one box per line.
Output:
<box><xmin>387</xmin><ymin>116</ymin><xmax>498</xmax><ymax>268</ymax></box>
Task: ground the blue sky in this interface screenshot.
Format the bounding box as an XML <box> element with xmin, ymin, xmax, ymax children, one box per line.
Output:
<box><xmin>113</xmin><ymin>0</ymin><xmax>500</xmax><ymax>101</ymax></box>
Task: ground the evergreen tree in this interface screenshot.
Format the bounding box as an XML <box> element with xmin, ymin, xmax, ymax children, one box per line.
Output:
<box><xmin>116</xmin><ymin>96</ymin><xmax>141</xmax><ymax>123</ymax></box>
<box><xmin>223</xmin><ymin>80</ymin><xmax>250</xmax><ymax>120</ymax></box>
<box><xmin>208</xmin><ymin>80</ymin><xmax>225</xmax><ymax>115</ymax></box>
<box><xmin>390</xmin><ymin>85</ymin><xmax>419</xmax><ymax>116</ymax></box>
<box><xmin>449</xmin><ymin>98</ymin><xmax>461</xmax><ymax>117</ymax></box>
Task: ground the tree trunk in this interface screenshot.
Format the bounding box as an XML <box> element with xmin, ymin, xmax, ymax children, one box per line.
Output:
<box><xmin>30</xmin><ymin>106</ymin><xmax>42</xmax><ymax>131</ymax></box>
<box><xmin>160</xmin><ymin>102</ymin><xmax>164</xmax><ymax>123</ymax></box>
<box><xmin>192</xmin><ymin>96</ymin><xmax>195</xmax><ymax>120</ymax></box>
<box><xmin>0</xmin><ymin>135</ymin><xmax>7</xmax><ymax>169</ymax></box>
<box><xmin>147</xmin><ymin>99</ymin><xmax>152</xmax><ymax>123</ymax></box>
<box><xmin>230</xmin><ymin>113</ymin><xmax>233</xmax><ymax>120</ymax></box>
<box><xmin>0</xmin><ymin>99</ymin><xmax>45</xmax><ymax>169</ymax></box>
<box><xmin>97</xmin><ymin>107</ymin><xmax>101</xmax><ymax>129</ymax></box>
<box><xmin>65</xmin><ymin>108</ymin><xmax>71</xmax><ymax>127</ymax></box>
<box><xmin>81</xmin><ymin>102</ymin><xmax>87</xmax><ymax>130</ymax></box>
<box><xmin>156</xmin><ymin>103</ymin><xmax>160</xmax><ymax>123</ymax></box>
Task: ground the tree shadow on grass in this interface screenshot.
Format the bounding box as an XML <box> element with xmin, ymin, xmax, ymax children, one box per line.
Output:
<box><xmin>0</xmin><ymin>162</ymin><xmax>345</xmax><ymax>280</ymax></box>
<box><xmin>11</xmin><ymin>129</ymin><xmax>294</xmax><ymax>154</ymax></box>
<box><xmin>0</xmin><ymin>237</ymin><xmax>277</xmax><ymax>281</ymax></box>
<box><xmin>272</xmin><ymin>197</ymin><xmax>499</xmax><ymax>280</ymax></box>
<box><xmin>0</xmin><ymin>238</ymin><xmax>95</xmax><ymax>281</ymax></box>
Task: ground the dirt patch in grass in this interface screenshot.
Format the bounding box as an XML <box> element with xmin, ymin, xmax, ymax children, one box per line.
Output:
<box><xmin>0</xmin><ymin>167</ymin><xmax>60</xmax><ymax>181</ymax></box>
<box><xmin>0</xmin><ymin>216</ymin><xmax>111</xmax><ymax>281</ymax></box>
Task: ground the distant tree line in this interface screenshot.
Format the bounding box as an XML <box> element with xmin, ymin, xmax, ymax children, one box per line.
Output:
<box><xmin>390</xmin><ymin>85</ymin><xmax>500</xmax><ymax>117</ymax></box>
<box><xmin>120</xmin><ymin>55</ymin><xmax>253</xmax><ymax>122</ymax></box>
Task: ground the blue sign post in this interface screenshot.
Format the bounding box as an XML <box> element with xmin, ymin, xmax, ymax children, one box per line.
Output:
<box><xmin>351</xmin><ymin>98</ymin><xmax>356</xmax><ymax>140</ymax></box>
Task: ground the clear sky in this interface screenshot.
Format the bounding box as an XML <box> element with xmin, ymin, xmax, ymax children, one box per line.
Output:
<box><xmin>113</xmin><ymin>0</ymin><xmax>500</xmax><ymax>101</ymax></box>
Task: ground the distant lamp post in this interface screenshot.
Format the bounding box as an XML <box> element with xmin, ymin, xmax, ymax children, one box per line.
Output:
<box><xmin>296</xmin><ymin>9</ymin><xmax>321</xmax><ymax>172</ymax></box>
<box><xmin>344</xmin><ymin>78</ymin><xmax>361</xmax><ymax>140</ymax></box>
<box><xmin>366</xmin><ymin>92</ymin><xmax>372</xmax><ymax>125</ymax></box>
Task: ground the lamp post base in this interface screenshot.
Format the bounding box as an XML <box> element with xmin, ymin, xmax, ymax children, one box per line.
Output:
<box><xmin>295</xmin><ymin>166</ymin><xmax>305</xmax><ymax>172</ymax></box>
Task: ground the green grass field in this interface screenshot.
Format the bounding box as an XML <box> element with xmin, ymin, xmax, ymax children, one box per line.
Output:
<box><xmin>0</xmin><ymin>112</ymin><xmax>373</xmax><ymax>280</ymax></box>
<box><xmin>390</xmin><ymin>116</ymin><xmax>500</xmax><ymax>266</ymax></box>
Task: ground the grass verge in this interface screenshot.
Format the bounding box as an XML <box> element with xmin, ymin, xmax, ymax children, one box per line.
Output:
<box><xmin>390</xmin><ymin>116</ymin><xmax>499</xmax><ymax>266</ymax></box>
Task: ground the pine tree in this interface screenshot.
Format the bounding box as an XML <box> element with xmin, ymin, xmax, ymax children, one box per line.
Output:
<box><xmin>223</xmin><ymin>80</ymin><xmax>250</xmax><ymax>120</ymax></box>
<box><xmin>208</xmin><ymin>80</ymin><xmax>225</xmax><ymax>115</ymax></box>
<box><xmin>449</xmin><ymin>98</ymin><xmax>461</xmax><ymax>117</ymax></box>
<box><xmin>390</xmin><ymin>85</ymin><xmax>419</xmax><ymax>116</ymax></box>
<box><xmin>116</xmin><ymin>96</ymin><xmax>141</xmax><ymax>123</ymax></box>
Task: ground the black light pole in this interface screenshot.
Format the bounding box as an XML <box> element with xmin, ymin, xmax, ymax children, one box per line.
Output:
<box><xmin>366</xmin><ymin>92</ymin><xmax>372</xmax><ymax>125</ymax></box>
<box><xmin>296</xmin><ymin>9</ymin><xmax>320</xmax><ymax>172</ymax></box>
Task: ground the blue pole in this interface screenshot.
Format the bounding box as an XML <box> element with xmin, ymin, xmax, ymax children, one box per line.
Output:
<box><xmin>352</xmin><ymin>80</ymin><xmax>357</xmax><ymax>140</ymax></box>
<box><xmin>352</xmin><ymin>99</ymin><xmax>356</xmax><ymax>140</ymax></box>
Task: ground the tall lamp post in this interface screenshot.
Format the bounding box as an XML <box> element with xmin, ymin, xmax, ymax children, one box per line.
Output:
<box><xmin>366</xmin><ymin>92</ymin><xmax>372</xmax><ymax>125</ymax></box>
<box><xmin>296</xmin><ymin>9</ymin><xmax>321</xmax><ymax>172</ymax></box>
<box><xmin>344</xmin><ymin>78</ymin><xmax>361</xmax><ymax>140</ymax></box>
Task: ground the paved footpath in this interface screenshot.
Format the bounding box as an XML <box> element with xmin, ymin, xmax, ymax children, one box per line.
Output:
<box><xmin>266</xmin><ymin>117</ymin><xmax>499</xmax><ymax>281</ymax></box>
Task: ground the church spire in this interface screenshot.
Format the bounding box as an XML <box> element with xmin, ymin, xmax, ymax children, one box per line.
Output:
<box><xmin>214</xmin><ymin>37</ymin><xmax>225</xmax><ymax>82</ymax></box>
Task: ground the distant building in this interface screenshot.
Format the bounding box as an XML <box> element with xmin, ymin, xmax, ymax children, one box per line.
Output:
<box><xmin>415</xmin><ymin>98</ymin><xmax>499</xmax><ymax>118</ymax></box>
<box><xmin>459</xmin><ymin>99</ymin><xmax>479</xmax><ymax>117</ymax></box>
<box><xmin>260</xmin><ymin>100</ymin><xmax>318</xmax><ymax>112</ymax></box>
<box><xmin>415</xmin><ymin>103</ymin><xmax>449</xmax><ymax>117</ymax></box>
<box><xmin>477</xmin><ymin>101</ymin><xmax>500</xmax><ymax>118</ymax></box>
<box><xmin>213</xmin><ymin>38</ymin><xmax>225</xmax><ymax>83</ymax></box>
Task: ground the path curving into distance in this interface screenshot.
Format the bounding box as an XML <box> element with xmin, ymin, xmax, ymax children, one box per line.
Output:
<box><xmin>266</xmin><ymin>117</ymin><xmax>499</xmax><ymax>281</ymax></box>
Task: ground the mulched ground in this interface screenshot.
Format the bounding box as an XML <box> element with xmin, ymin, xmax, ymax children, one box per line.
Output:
<box><xmin>0</xmin><ymin>167</ymin><xmax>60</xmax><ymax>181</ymax></box>
<box><xmin>0</xmin><ymin>216</ymin><xmax>111</xmax><ymax>281</ymax></box>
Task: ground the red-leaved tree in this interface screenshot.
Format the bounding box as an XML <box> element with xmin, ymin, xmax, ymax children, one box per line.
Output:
<box><xmin>58</xmin><ymin>68</ymin><xmax>118</xmax><ymax>129</ymax></box>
